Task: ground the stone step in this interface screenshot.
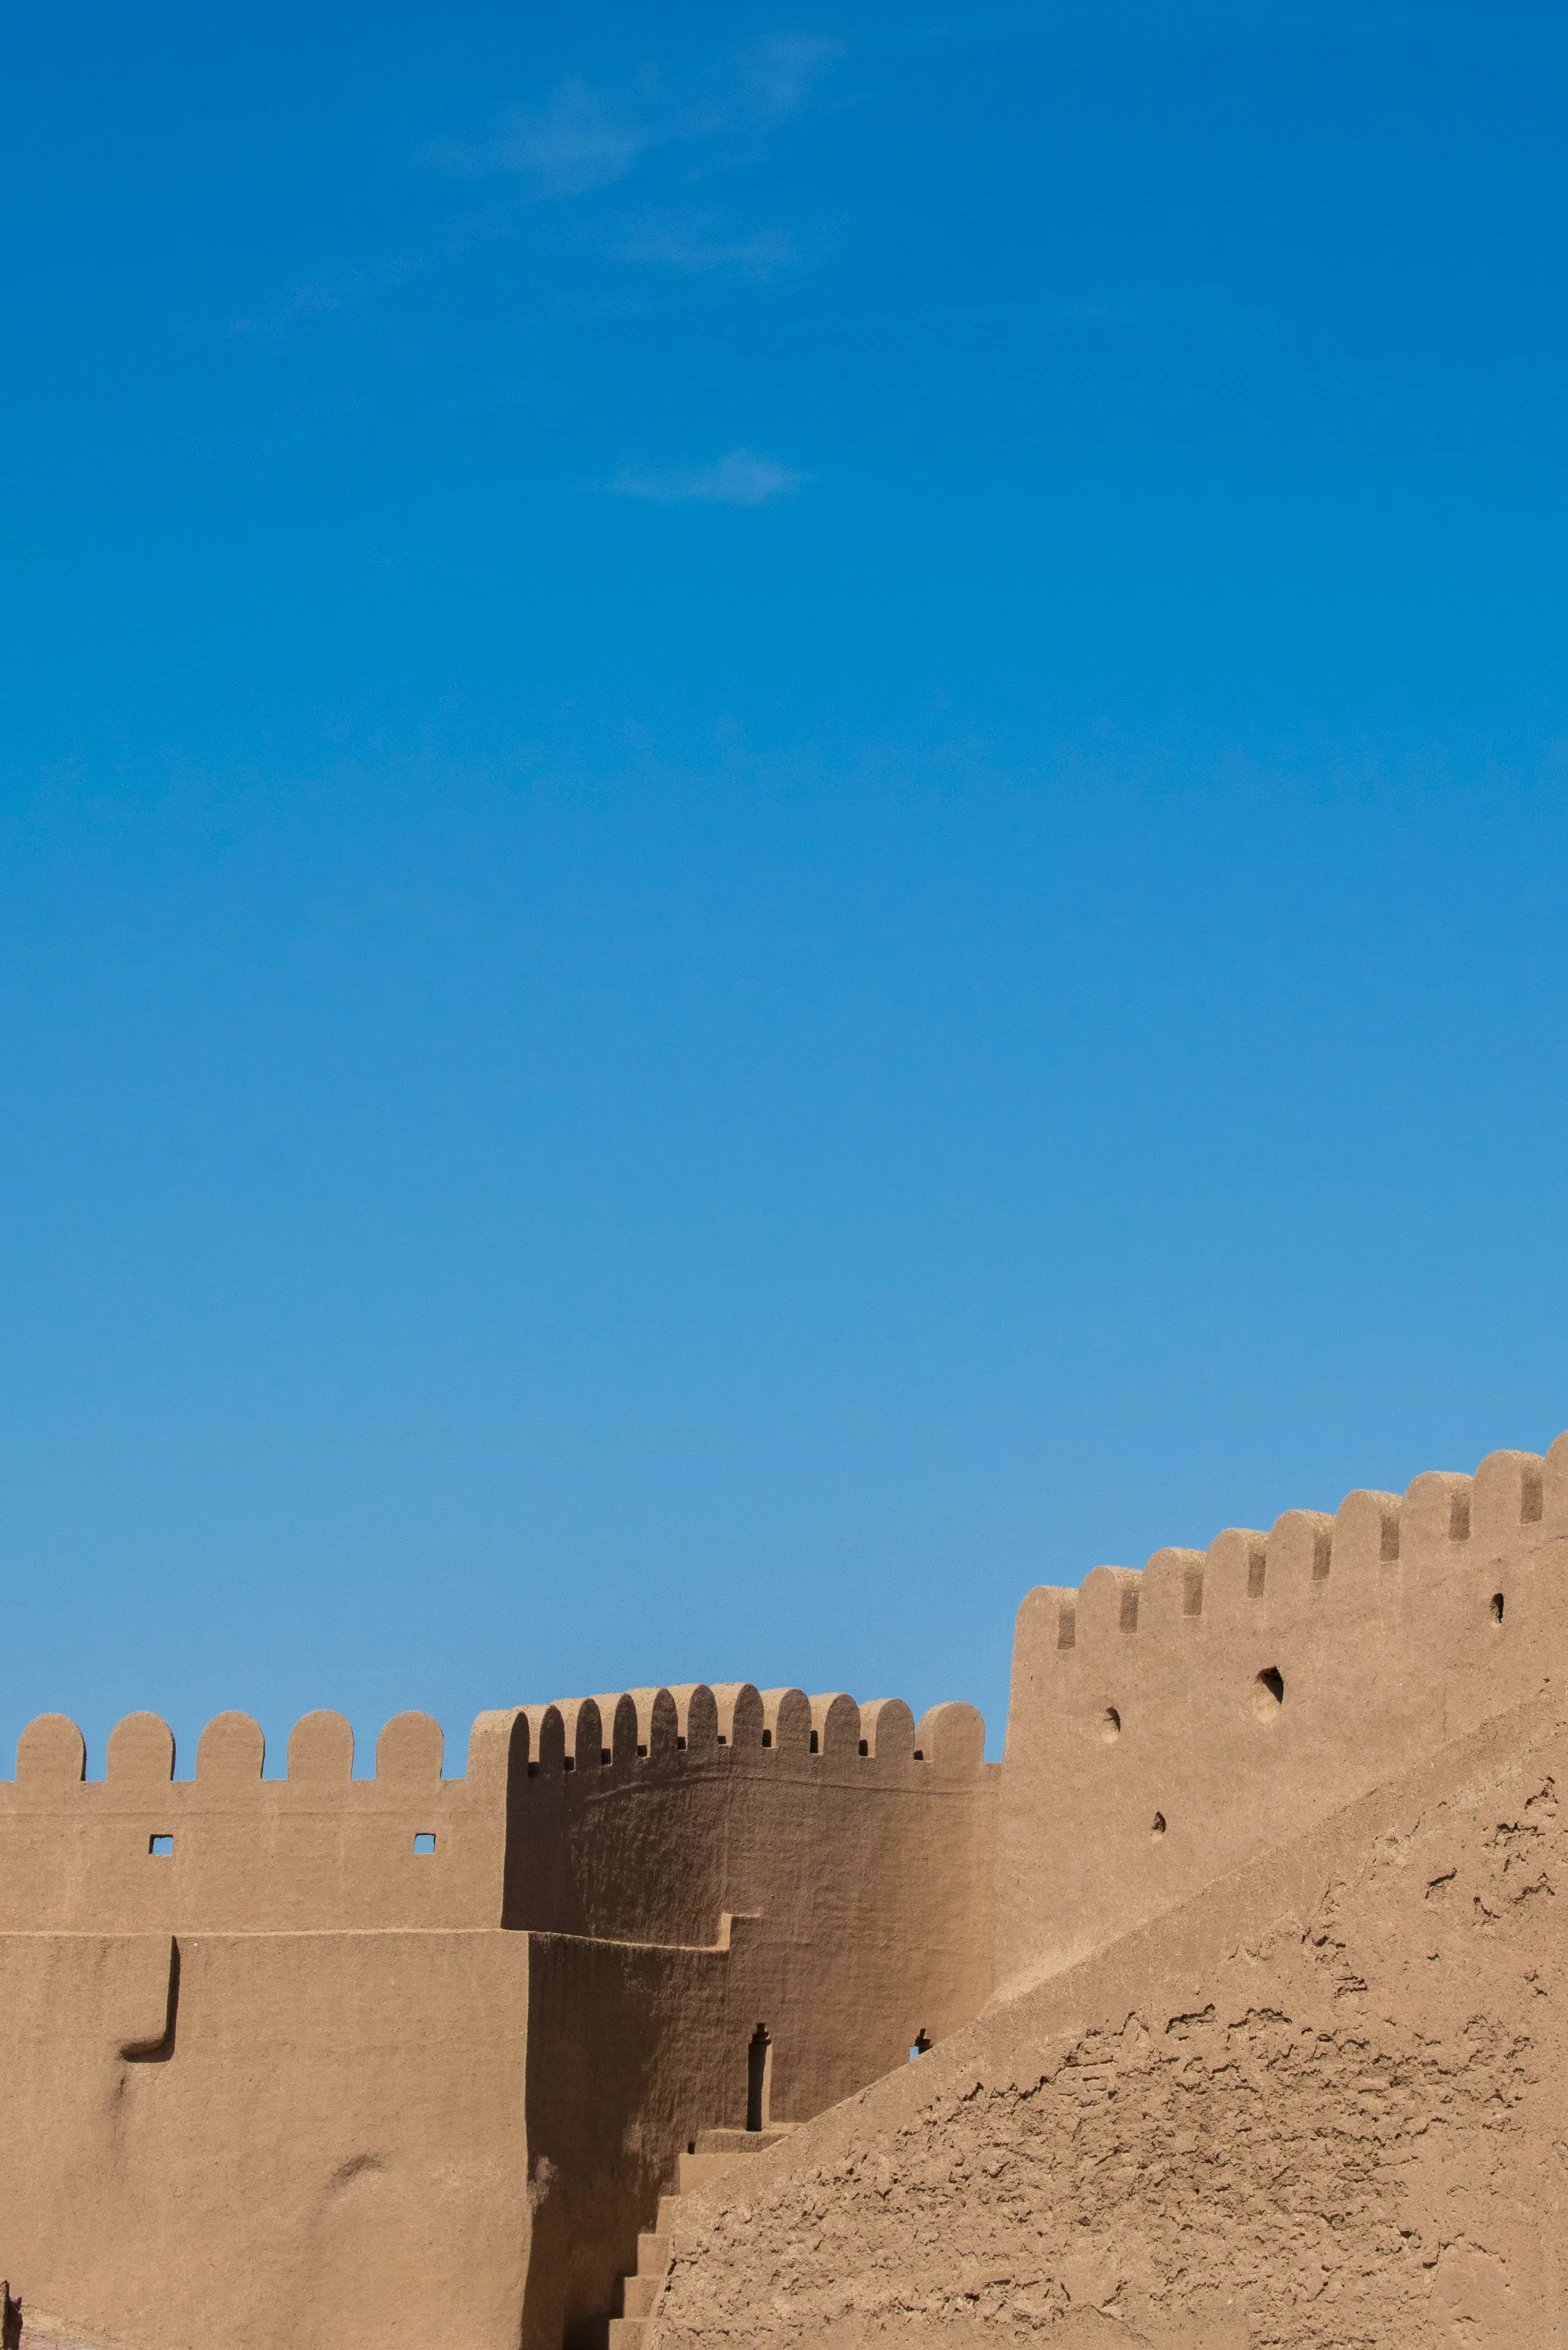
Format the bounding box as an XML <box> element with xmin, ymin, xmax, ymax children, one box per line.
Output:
<box><xmin>692</xmin><ymin>2125</ymin><xmax>796</xmax><ymax>2155</ymax></box>
<box><xmin>678</xmin><ymin>2127</ymin><xmax>798</xmax><ymax>2194</ymax></box>
<box><xmin>616</xmin><ymin>2129</ymin><xmax>788</xmax><ymax>2343</ymax></box>
<box><xmin>621</xmin><ymin>2273</ymin><xmax>665</xmax><ymax>2320</ymax></box>
<box><xmin>677</xmin><ymin>2149</ymin><xmax>739</xmax><ymax>2194</ymax></box>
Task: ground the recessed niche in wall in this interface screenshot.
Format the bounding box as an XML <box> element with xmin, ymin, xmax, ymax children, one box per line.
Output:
<box><xmin>1151</xmin><ymin>1812</ymin><xmax>1167</xmax><ymax>1837</ymax></box>
<box><xmin>1253</xmin><ymin>1666</ymin><xmax>1285</xmax><ymax>1718</ymax></box>
<box><xmin>1100</xmin><ymin>1708</ymin><xmax>1122</xmax><ymax>1743</ymax></box>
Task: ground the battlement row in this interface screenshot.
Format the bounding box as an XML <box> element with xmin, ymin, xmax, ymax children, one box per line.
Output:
<box><xmin>522</xmin><ymin>1687</ymin><xmax>985</xmax><ymax>1774</ymax></box>
<box><xmin>4</xmin><ymin>1706</ymin><xmax>485</xmax><ymax>1788</ymax></box>
<box><xmin>1028</xmin><ymin>1442</ymin><xmax>1566</xmax><ymax>1661</ymax></box>
<box><xmin>2</xmin><ymin>1688</ymin><xmax>988</xmax><ymax>1789</ymax></box>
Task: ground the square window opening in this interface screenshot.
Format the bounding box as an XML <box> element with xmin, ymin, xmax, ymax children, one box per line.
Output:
<box><xmin>149</xmin><ymin>1834</ymin><xmax>173</xmax><ymax>1857</ymax></box>
<box><xmin>413</xmin><ymin>1832</ymin><xmax>436</xmax><ymax>1855</ymax></box>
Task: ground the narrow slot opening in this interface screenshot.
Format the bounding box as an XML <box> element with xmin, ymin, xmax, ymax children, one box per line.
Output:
<box><xmin>716</xmin><ymin>1734</ymin><xmax>728</xmax><ymax>1746</ymax></box>
<box><xmin>1491</xmin><ymin>1591</ymin><xmax>1505</xmax><ymax>1624</ymax></box>
<box><xmin>413</xmin><ymin>1832</ymin><xmax>436</xmax><ymax>1854</ymax></box>
<box><xmin>1100</xmin><ymin>1707</ymin><xmax>1121</xmax><ymax>1743</ymax></box>
<box><xmin>858</xmin><ymin>1738</ymin><xmax>869</xmax><ymax>1755</ymax></box>
<box><xmin>912</xmin><ymin>1747</ymin><xmax>924</xmax><ymax>1760</ymax></box>
<box><xmin>636</xmin><ymin>1744</ymin><xmax>647</xmax><ymax>1758</ymax></box>
<box><xmin>761</xmin><ymin>1729</ymin><xmax>773</xmax><ymax>1748</ymax></box>
<box><xmin>676</xmin><ymin>1736</ymin><xmax>686</xmax><ymax>1750</ymax></box>
<box><xmin>562</xmin><ymin>1756</ymin><xmax>574</xmax><ymax>1772</ymax></box>
<box><xmin>808</xmin><ymin>1730</ymin><xmax>819</xmax><ymax>1754</ymax></box>
<box><xmin>746</xmin><ymin>2024</ymin><xmax>772</xmax><ymax>2130</ymax></box>
<box><xmin>527</xmin><ymin>1761</ymin><xmax>539</xmax><ymax>1777</ymax></box>
<box><xmin>600</xmin><ymin>1748</ymin><xmax>611</xmax><ymax>1765</ymax></box>
<box><xmin>148</xmin><ymin>1834</ymin><xmax>173</xmax><ymax>1857</ymax></box>
<box><xmin>1151</xmin><ymin>1812</ymin><xmax>1167</xmax><ymax>1836</ymax></box>
<box><xmin>909</xmin><ymin>2028</ymin><xmax>932</xmax><ymax>2059</ymax></box>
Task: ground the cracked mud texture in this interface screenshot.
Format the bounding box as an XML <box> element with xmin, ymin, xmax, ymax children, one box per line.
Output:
<box><xmin>649</xmin><ymin>1699</ymin><xmax>1568</xmax><ymax>2349</ymax></box>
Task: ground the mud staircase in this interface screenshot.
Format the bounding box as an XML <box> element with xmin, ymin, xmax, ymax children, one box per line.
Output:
<box><xmin>609</xmin><ymin>2126</ymin><xmax>797</xmax><ymax>2350</ymax></box>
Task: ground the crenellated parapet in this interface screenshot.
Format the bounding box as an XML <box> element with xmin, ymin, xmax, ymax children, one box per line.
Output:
<box><xmin>517</xmin><ymin>1683</ymin><xmax>984</xmax><ymax>1776</ymax></box>
<box><xmin>0</xmin><ymin>1676</ymin><xmax>993</xmax><ymax>1949</ymax></box>
<box><xmin>0</xmin><ymin>1704</ymin><xmax>529</xmax><ymax>1933</ymax></box>
<box><xmin>506</xmin><ymin>1682</ymin><xmax>991</xmax><ymax>1958</ymax></box>
<box><xmin>1032</xmin><ymin>1445</ymin><xmax>1546</xmax><ymax>1655</ymax></box>
<box><xmin>505</xmin><ymin>1681</ymin><xmax>998</xmax><ymax>2167</ymax></box>
<box><xmin>993</xmin><ymin>1438</ymin><xmax>1568</xmax><ymax>1987</ymax></box>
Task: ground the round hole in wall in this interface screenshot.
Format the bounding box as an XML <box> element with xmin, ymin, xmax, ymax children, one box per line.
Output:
<box><xmin>1151</xmin><ymin>1812</ymin><xmax>1166</xmax><ymax>1836</ymax></box>
<box><xmin>1491</xmin><ymin>1591</ymin><xmax>1505</xmax><ymax>1625</ymax></box>
<box><xmin>1100</xmin><ymin>1707</ymin><xmax>1122</xmax><ymax>1743</ymax></box>
<box><xmin>1253</xmin><ymin>1666</ymin><xmax>1285</xmax><ymax>1718</ymax></box>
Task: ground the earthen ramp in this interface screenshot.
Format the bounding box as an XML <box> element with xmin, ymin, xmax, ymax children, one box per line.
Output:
<box><xmin>647</xmin><ymin>1687</ymin><xmax>1568</xmax><ymax>2350</ymax></box>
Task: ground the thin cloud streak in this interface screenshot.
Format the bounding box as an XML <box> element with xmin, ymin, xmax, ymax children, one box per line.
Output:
<box><xmin>236</xmin><ymin>32</ymin><xmax>841</xmax><ymax>342</ymax></box>
<box><xmin>608</xmin><ymin>451</ymin><xmax>810</xmax><ymax>506</ymax></box>
<box><xmin>432</xmin><ymin>34</ymin><xmax>847</xmax><ymax>197</ymax></box>
<box><xmin>472</xmin><ymin>77</ymin><xmax>646</xmax><ymax>197</ymax></box>
<box><xmin>605</xmin><ymin>214</ymin><xmax>802</xmax><ymax>277</ymax></box>
<box><xmin>226</xmin><ymin>203</ymin><xmax>524</xmax><ymax>337</ymax></box>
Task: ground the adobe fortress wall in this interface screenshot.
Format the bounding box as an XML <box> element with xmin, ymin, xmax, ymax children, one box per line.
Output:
<box><xmin>645</xmin><ymin>1683</ymin><xmax>1568</xmax><ymax>2350</ymax></box>
<box><xmin>994</xmin><ymin>1439</ymin><xmax>1568</xmax><ymax>1988</ymax></box>
<box><xmin>0</xmin><ymin>1926</ymin><xmax>535</xmax><ymax>2350</ymax></box>
<box><xmin>0</xmin><ymin>1676</ymin><xmax>997</xmax><ymax>2350</ymax></box>
<box><xmin>514</xmin><ymin>1684</ymin><xmax>998</xmax><ymax>2349</ymax></box>
<box><xmin>0</xmin><ymin>1704</ymin><xmax>541</xmax><ymax>2350</ymax></box>
<box><xmin>513</xmin><ymin>1684</ymin><xmax>998</xmax><ymax>2120</ymax></box>
<box><xmin>0</xmin><ymin>1703</ymin><xmax>527</xmax><ymax>1933</ymax></box>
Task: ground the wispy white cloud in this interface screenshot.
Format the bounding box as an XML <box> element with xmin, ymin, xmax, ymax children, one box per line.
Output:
<box><xmin>466</xmin><ymin>76</ymin><xmax>648</xmax><ymax>197</ymax></box>
<box><xmin>227</xmin><ymin>206</ymin><xmax>519</xmax><ymax>336</ymax></box>
<box><xmin>722</xmin><ymin>30</ymin><xmax>845</xmax><ymax>122</ymax></box>
<box><xmin>1056</xmin><ymin>289</ymin><xmax>1150</xmax><ymax>327</ymax></box>
<box><xmin>608</xmin><ymin>450</ymin><xmax>809</xmax><ymax>506</ymax></box>
<box><xmin>432</xmin><ymin>34</ymin><xmax>846</xmax><ymax>196</ymax></box>
<box><xmin>1051</xmin><ymin>281</ymin><xmax>1262</xmax><ymax>333</ymax></box>
<box><xmin>604</xmin><ymin>212</ymin><xmax>801</xmax><ymax>278</ymax></box>
<box><xmin>229</xmin><ymin>31</ymin><xmax>842</xmax><ymax>346</ymax></box>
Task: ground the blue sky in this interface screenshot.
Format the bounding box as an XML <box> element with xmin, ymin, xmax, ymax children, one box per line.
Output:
<box><xmin>4</xmin><ymin>0</ymin><xmax>1568</xmax><ymax>1768</ymax></box>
